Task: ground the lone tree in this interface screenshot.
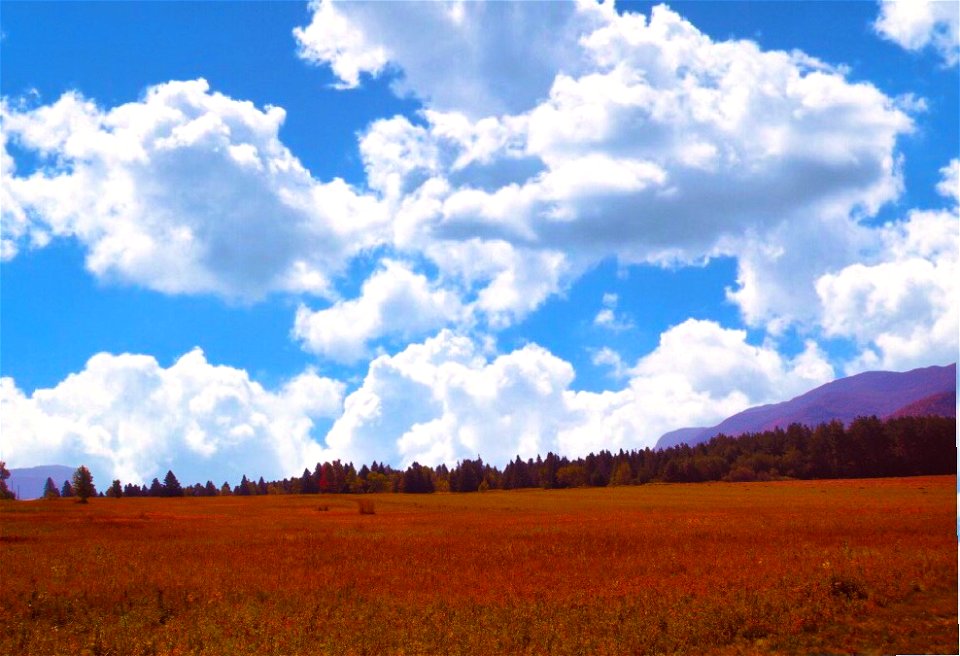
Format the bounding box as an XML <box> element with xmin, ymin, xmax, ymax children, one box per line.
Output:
<box><xmin>72</xmin><ymin>466</ymin><xmax>96</xmax><ymax>503</ymax></box>
<box><xmin>43</xmin><ymin>477</ymin><xmax>61</xmax><ymax>499</ymax></box>
<box><xmin>0</xmin><ymin>461</ymin><xmax>15</xmax><ymax>500</ymax></box>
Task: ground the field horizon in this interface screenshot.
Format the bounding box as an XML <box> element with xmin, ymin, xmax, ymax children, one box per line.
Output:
<box><xmin>2</xmin><ymin>475</ymin><xmax>957</xmax><ymax>655</ymax></box>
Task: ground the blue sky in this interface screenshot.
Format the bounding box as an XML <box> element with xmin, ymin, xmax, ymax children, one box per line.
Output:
<box><xmin>1</xmin><ymin>1</ymin><xmax>957</xmax><ymax>487</ymax></box>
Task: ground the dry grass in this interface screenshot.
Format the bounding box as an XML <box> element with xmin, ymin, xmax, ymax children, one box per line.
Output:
<box><xmin>356</xmin><ymin>498</ymin><xmax>375</xmax><ymax>515</ymax></box>
<box><xmin>1</xmin><ymin>476</ymin><xmax>956</xmax><ymax>655</ymax></box>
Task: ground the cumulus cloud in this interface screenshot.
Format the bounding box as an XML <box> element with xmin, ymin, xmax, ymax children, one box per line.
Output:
<box><xmin>322</xmin><ymin>322</ymin><xmax>834</xmax><ymax>467</ymax></box>
<box><xmin>816</xmin><ymin>159</ymin><xmax>959</xmax><ymax>373</ymax></box>
<box><xmin>340</xmin><ymin>2</ymin><xmax>913</xmax><ymax>332</ymax></box>
<box><xmin>875</xmin><ymin>0</ymin><xmax>959</xmax><ymax>66</ymax></box>
<box><xmin>4</xmin><ymin>5</ymin><xmax>921</xmax><ymax>341</ymax></box>
<box><xmin>0</xmin><ymin>322</ymin><xmax>836</xmax><ymax>478</ymax></box>
<box><xmin>0</xmin><ymin>350</ymin><xmax>345</xmax><ymax>485</ymax></box>
<box><xmin>295</xmin><ymin>0</ymin><xmax>608</xmax><ymax>115</ymax></box>
<box><xmin>293</xmin><ymin>259</ymin><xmax>465</xmax><ymax>363</ymax></box>
<box><xmin>1</xmin><ymin>79</ymin><xmax>386</xmax><ymax>300</ymax></box>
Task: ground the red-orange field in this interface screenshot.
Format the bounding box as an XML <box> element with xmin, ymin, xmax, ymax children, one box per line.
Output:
<box><xmin>1</xmin><ymin>476</ymin><xmax>956</xmax><ymax>655</ymax></box>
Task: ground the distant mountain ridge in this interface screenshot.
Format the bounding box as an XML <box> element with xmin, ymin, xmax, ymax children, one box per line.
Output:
<box><xmin>656</xmin><ymin>364</ymin><xmax>956</xmax><ymax>449</ymax></box>
<box><xmin>7</xmin><ymin>465</ymin><xmax>76</xmax><ymax>500</ymax></box>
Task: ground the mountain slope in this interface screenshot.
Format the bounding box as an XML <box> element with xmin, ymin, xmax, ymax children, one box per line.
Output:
<box><xmin>656</xmin><ymin>363</ymin><xmax>956</xmax><ymax>449</ymax></box>
<box><xmin>7</xmin><ymin>465</ymin><xmax>76</xmax><ymax>500</ymax></box>
<box><xmin>887</xmin><ymin>390</ymin><xmax>957</xmax><ymax>419</ymax></box>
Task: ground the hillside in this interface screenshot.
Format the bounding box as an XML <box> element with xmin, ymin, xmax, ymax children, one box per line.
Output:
<box><xmin>656</xmin><ymin>363</ymin><xmax>956</xmax><ymax>449</ymax></box>
<box><xmin>887</xmin><ymin>390</ymin><xmax>957</xmax><ymax>419</ymax></box>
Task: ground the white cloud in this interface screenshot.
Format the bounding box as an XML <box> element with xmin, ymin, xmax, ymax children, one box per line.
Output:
<box><xmin>591</xmin><ymin>346</ymin><xmax>627</xmax><ymax>379</ymax></box>
<box><xmin>1</xmin><ymin>79</ymin><xmax>386</xmax><ymax>300</ymax></box>
<box><xmin>293</xmin><ymin>0</ymin><xmax>390</xmax><ymax>89</ymax></box>
<box><xmin>3</xmin><ymin>4</ymin><xmax>943</xmax><ymax>392</ymax></box>
<box><xmin>325</xmin><ymin>330</ymin><xmax>576</xmax><ymax>466</ymax></box>
<box><xmin>420</xmin><ymin>239</ymin><xmax>573</xmax><ymax>329</ymax></box>
<box><xmin>344</xmin><ymin>3</ymin><xmax>913</xmax><ymax>334</ymax></box>
<box><xmin>295</xmin><ymin>0</ymin><xmax>610</xmax><ymax>116</ymax></box>
<box><xmin>292</xmin><ymin>260</ymin><xmax>464</xmax><ymax>363</ymax></box>
<box><xmin>875</xmin><ymin>0</ymin><xmax>959</xmax><ymax>66</ymax></box>
<box><xmin>5</xmin><ymin>5</ymin><xmax>921</xmax><ymax>344</ymax></box>
<box><xmin>594</xmin><ymin>292</ymin><xmax>633</xmax><ymax>331</ymax></box>
<box><xmin>323</xmin><ymin>321</ymin><xmax>834</xmax><ymax>467</ymax></box>
<box><xmin>938</xmin><ymin>158</ymin><xmax>959</xmax><ymax>202</ymax></box>
<box><xmin>725</xmin><ymin>212</ymin><xmax>873</xmax><ymax>331</ymax></box>
<box><xmin>0</xmin><ymin>322</ymin><xmax>836</xmax><ymax>478</ymax></box>
<box><xmin>0</xmin><ymin>350</ymin><xmax>345</xmax><ymax>485</ymax></box>
<box><xmin>816</xmin><ymin>160</ymin><xmax>959</xmax><ymax>373</ymax></box>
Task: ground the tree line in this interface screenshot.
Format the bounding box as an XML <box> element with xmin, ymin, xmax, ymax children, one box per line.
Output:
<box><xmin>6</xmin><ymin>415</ymin><xmax>955</xmax><ymax>501</ymax></box>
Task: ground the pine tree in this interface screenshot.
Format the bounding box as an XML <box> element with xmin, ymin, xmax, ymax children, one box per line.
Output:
<box><xmin>163</xmin><ymin>470</ymin><xmax>183</xmax><ymax>497</ymax></box>
<box><xmin>43</xmin><ymin>477</ymin><xmax>61</xmax><ymax>499</ymax></box>
<box><xmin>72</xmin><ymin>466</ymin><xmax>96</xmax><ymax>503</ymax></box>
<box><xmin>402</xmin><ymin>462</ymin><xmax>434</xmax><ymax>493</ymax></box>
<box><xmin>149</xmin><ymin>478</ymin><xmax>164</xmax><ymax>496</ymax></box>
<box><xmin>106</xmin><ymin>479</ymin><xmax>123</xmax><ymax>498</ymax></box>
<box><xmin>61</xmin><ymin>480</ymin><xmax>75</xmax><ymax>497</ymax></box>
<box><xmin>300</xmin><ymin>468</ymin><xmax>318</xmax><ymax>494</ymax></box>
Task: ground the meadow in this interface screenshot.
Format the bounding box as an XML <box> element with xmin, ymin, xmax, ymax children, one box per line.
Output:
<box><xmin>1</xmin><ymin>476</ymin><xmax>956</xmax><ymax>655</ymax></box>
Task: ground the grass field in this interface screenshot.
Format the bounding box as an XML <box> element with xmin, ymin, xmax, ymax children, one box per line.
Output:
<box><xmin>1</xmin><ymin>476</ymin><xmax>956</xmax><ymax>655</ymax></box>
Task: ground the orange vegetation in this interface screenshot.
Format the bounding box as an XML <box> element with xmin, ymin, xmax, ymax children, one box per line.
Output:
<box><xmin>1</xmin><ymin>476</ymin><xmax>956</xmax><ymax>655</ymax></box>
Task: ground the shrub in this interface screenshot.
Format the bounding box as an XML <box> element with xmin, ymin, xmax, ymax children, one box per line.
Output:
<box><xmin>357</xmin><ymin>499</ymin><xmax>375</xmax><ymax>515</ymax></box>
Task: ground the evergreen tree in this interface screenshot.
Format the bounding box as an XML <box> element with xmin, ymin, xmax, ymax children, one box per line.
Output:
<box><xmin>43</xmin><ymin>477</ymin><xmax>61</xmax><ymax>499</ymax></box>
<box><xmin>402</xmin><ymin>462</ymin><xmax>434</xmax><ymax>493</ymax></box>
<box><xmin>608</xmin><ymin>460</ymin><xmax>633</xmax><ymax>486</ymax></box>
<box><xmin>163</xmin><ymin>470</ymin><xmax>184</xmax><ymax>497</ymax></box>
<box><xmin>72</xmin><ymin>466</ymin><xmax>96</xmax><ymax>503</ymax></box>
<box><xmin>149</xmin><ymin>478</ymin><xmax>163</xmax><ymax>496</ymax></box>
<box><xmin>61</xmin><ymin>480</ymin><xmax>75</xmax><ymax>497</ymax></box>
<box><xmin>106</xmin><ymin>479</ymin><xmax>123</xmax><ymax>498</ymax></box>
<box><xmin>300</xmin><ymin>468</ymin><xmax>318</xmax><ymax>494</ymax></box>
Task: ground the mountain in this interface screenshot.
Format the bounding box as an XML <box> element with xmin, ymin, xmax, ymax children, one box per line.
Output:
<box><xmin>887</xmin><ymin>390</ymin><xmax>957</xmax><ymax>419</ymax></box>
<box><xmin>656</xmin><ymin>364</ymin><xmax>956</xmax><ymax>449</ymax></box>
<box><xmin>7</xmin><ymin>465</ymin><xmax>76</xmax><ymax>500</ymax></box>
<box><xmin>657</xmin><ymin>427</ymin><xmax>708</xmax><ymax>450</ymax></box>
